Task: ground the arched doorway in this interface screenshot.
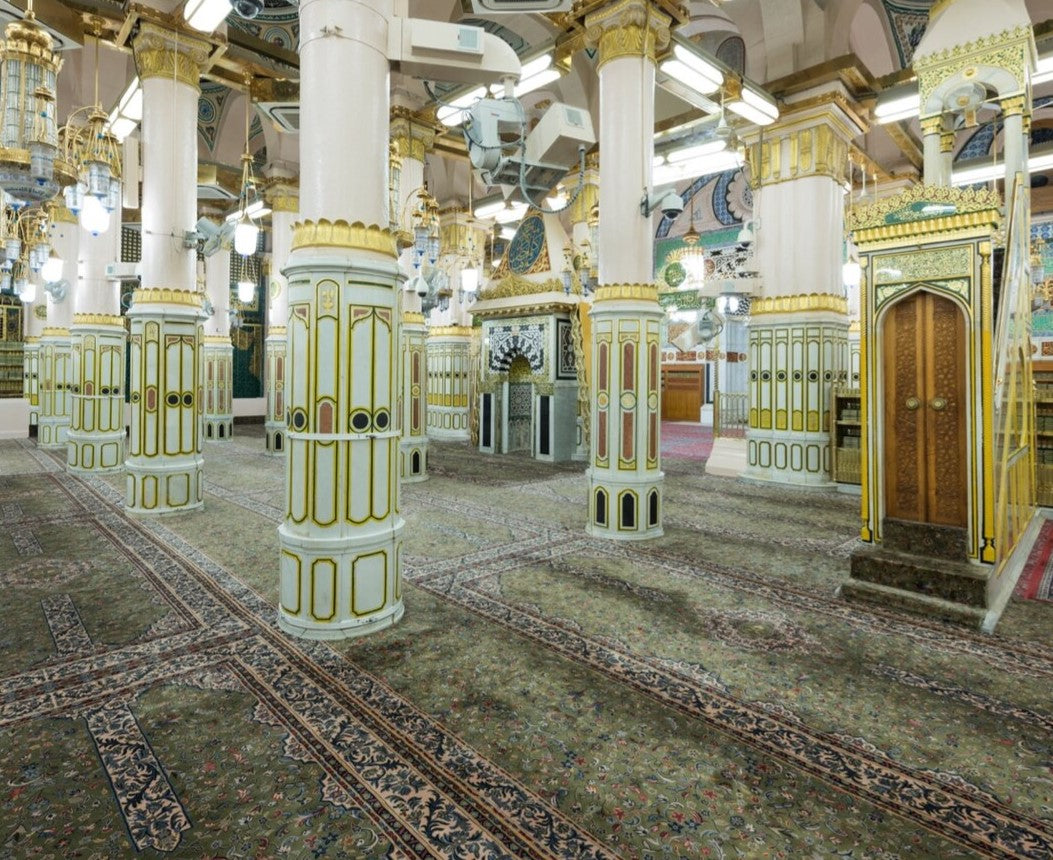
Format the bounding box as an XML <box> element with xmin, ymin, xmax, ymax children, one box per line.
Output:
<box><xmin>881</xmin><ymin>289</ymin><xmax>968</xmax><ymax>527</ymax></box>
<box><xmin>506</xmin><ymin>354</ymin><xmax>533</xmax><ymax>454</ymax></box>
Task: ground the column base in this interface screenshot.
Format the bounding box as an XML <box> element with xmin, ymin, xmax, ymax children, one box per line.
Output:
<box><xmin>400</xmin><ymin>438</ymin><xmax>428</xmax><ymax>482</ymax></box>
<box><xmin>705</xmin><ymin>436</ymin><xmax>748</xmax><ymax>479</ymax></box>
<box><xmin>67</xmin><ymin>429</ymin><xmax>125</xmax><ymax>474</ymax></box>
<box><xmin>277</xmin><ymin>519</ymin><xmax>405</xmax><ymax>640</ymax></box>
<box><xmin>37</xmin><ymin>417</ymin><xmax>70</xmax><ymax>449</ymax></box>
<box><xmin>744</xmin><ymin>430</ymin><xmax>835</xmax><ymax>488</ymax></box>
<box><xmin>125</xmin><ymin>456</ymin><xmax>204</xmax><ymax>515</ymax></box>
<box><xmin>586</xmin><ymin>469</ymin><xmax>664</xmax><ymax>541</ymax></box>
<box><xmin>203</xmin><ymin>414</ymin><xmax>234</xmax><ymax>441</ymax></box>
<box><xmin>265</xmin><ymin>420</ymin><xmax>286</xmax><ymax>454</ymax></box>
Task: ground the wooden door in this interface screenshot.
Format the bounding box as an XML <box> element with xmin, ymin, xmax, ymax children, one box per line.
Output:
<box><xmin>882</xmin><ymin>291</ymin><xmax>968</xmax><ymax>527</ymax></box>
<box><xmin>661</xmin><ymin>365</ymin><xmax>703</xmax><ymax>421</ymax></box>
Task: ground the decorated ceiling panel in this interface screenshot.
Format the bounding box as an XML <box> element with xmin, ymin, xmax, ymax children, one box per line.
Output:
<box><xmin>882</xmin><ymin>0</ymin><xmax>934</xmax><ymax>68</ymax></box>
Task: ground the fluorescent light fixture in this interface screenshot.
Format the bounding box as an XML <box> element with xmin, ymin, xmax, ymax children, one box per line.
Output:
<box><xmin>951</xmin><ymin>148</ymin><xmax>1053</xmax><ymax>186</ymax></box>
<box><xmin>184</xmin><ymin>0</ymin><xmax>232</xmax><ymax>33</ymax></box>
<box><xmin>499</xmin><ymin>226</ymin><xmax>516</xmax><ymax>240</ymax></box>
<box><xmin>1033</xmin><ymin>54</ymin><xmax>1053</xmax><ymax>85</ymax></box>
<box><xmin>225</xmin><ymin>199</ymin><xmax>271</xmax><ymax>222</ymax></box>
<box><xmin>494</xmin><ymin>201</ymin><xmax>528</xmax><ymax>223</ymax></box>
<box><xmin>658</xmin><ymin>60</ymin><xmax>721</xmax><ymax>96</ymax></box>
<box><xmin>874</xmin><ymin>83</ymin><xmax>920</xmax><ymax>124</ymax></box>
<box><xmin>107</xmin><ymin>78</ymin><xmax>143</xmax><ymax>142</ymax></box>
<box><xmin>653</xmin><ymin>149</ymin><xmax>744</xmax><ymax>185</ymax></box>
<box><xmin>437</xmin><ymin>87</ymin><xmax>487</xmax><ymax>127</ymax></box>
<box><xmin>474</xmin><ymin>197</ymin><xmax>510</xmax><ymax>219</ymax></box>
<box><xmin>727</xmin><ymin>84</ymin><xmax>778</xmax><ymax>126</ymax></box>
<box><xmin>488</xmin><ymin>54</ymin><xmax>561</xmax><ymax>98</ymax></box>
<box><xmin>671</xmin><ymin>43</ymin><xmax>723</xmax><ymax>88</ymax></box>
<box><xmin>667</xmin><ymin>138</ymin><xmax>728</xmax><ymax>163</ymax></box>
<box><xmin>513</xmin><ymin>67</ymin><xmax>560</xmax><ymax>97</ymax></box>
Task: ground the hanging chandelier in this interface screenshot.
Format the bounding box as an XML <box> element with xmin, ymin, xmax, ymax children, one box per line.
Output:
<box><xmin>0</xmin><ymin>0</ymin><xmax>73</xmax><ymax>206</ymax></box>
<box><xmin>59</xmin><ymin>21</ymin><xmax>122</xmax><ymax>235</ymax></box>
<box><xmin>0</xmin><ymin>200</ymin><xmax>55</xmax><ymax>302</ymax></box>
<box><xmin>228</xmin><ymin>86</ymin><xmax>267</xmax><ymax>257</ymax></box>
<box><xmin>410</xmin><ymin>187</ymin><xmax>440</xmax><ymax>268</ymax></box>
<box><xmin>680</xmin><ymin>206</ymin><xmax>706</xmax><ymax>286</ymax></box>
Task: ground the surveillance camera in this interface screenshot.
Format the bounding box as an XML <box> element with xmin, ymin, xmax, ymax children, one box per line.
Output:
<box><xmin>406</xmin><ymin>273</ymin><xmax>429</xmax><ymax>299</ymax></box>
<box><xmin>232</xmin><ymin>0</ymin><xmax>263</xmax><ymax>19</ymax></box>
<box><xmin>659</xmin><ymin>191</ymin><xmax>684</xmax><ymax>219</ymax></box>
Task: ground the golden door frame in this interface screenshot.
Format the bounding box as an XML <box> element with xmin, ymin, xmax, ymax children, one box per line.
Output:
<box><xmin>872</xmin><ymin>283</ymin><xmax>976</xmax><ymax>542</ymax></box>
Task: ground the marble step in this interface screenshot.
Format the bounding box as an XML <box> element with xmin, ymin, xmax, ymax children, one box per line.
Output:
<box><xmin>839</xmin><ymin>579</ymin><xmax>987</xmax><ymax>629</ymax></box>
<box><xmin>881</xmin><ymin>518</ymin><xmax>968</xmax><ymax>562</ymax></box>
<box><xmin>849</xmin><ymin>546</ymin><xmax>989</xmax><ymax>607</ymax></box>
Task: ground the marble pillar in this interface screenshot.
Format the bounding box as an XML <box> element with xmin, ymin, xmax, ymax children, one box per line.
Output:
<box><xmin>278</xmin><ymin>0</ymin><xmax>404</xmax><ymax>639</ymax></box>
<box><xmin>37</xmin><ymin>211</ymin><xmax>77</xmax><ymax>448</ymax></box>
<box><xmin>583</xmin><ymin>0</ymin><xmax>669</xmax><ymax>540</ymax></box>
<box><xmin>202</xmin><ymin>241</ymin><xmax>233</xmax><ymax>441</ymax></box>
<box><xmin>265</xmin><ymin>181</ymin><xmax>297</xmax><ymax>453</ymax></box>
<box><xmin>124</xmin><ymin>23</ymin><xmax>210</xmax><ymax>514</ymax></box>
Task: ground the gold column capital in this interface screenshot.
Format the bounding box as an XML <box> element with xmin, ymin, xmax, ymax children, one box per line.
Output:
<box><xmin>919</xmin><ymin>115</ymin><xmax>944</xmax><ymax>136</ymax></box>
<box><xmin>584</xmin><ymin>0</ymin><xmax>673</xmax><ymax>71</ymax></box>
<box><xmin>939</xmin><ymin>130</ymin><xmax>956</xmax><ymax>153</ymax></box>
<box><xmin>132</xmin><ymin>22</ymin><xmax>211</xmax><ymax>90</ymax></box>
<box><xmin>390</xmin><ymin>108</ymin><xmax>439</xmax><ymax>163</ymax></box>
<box><xmin>1000</xmin><ymin>95</ymin><xmax>1026</xmax><ymax>117</ymax></box>
<box><xmin>265</xmin><ymin>181</ymin><xmax>299</xmax><ymax>213</ymax></box>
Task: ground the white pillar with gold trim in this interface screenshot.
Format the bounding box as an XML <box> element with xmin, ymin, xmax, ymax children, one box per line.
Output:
<box><xmin>202</xmin><ymin>239</ymin><xmax>233</xmax><ymax>441</ymax></box>
<box><xmin>68</xmin><ymin>204</ymin><xmax>124</xmax><ymax>474</ymax></box>
<box><xmin>391</xmin><ymin>109</ymin><xmax>436</xmax><ymax>477</ymax></box>
<box><xmin>22</xmin><ymin>293</ymin><xmax>43</xmax><ymax>428</ymax></box>
<box><xmin>37</xmin><ymin>212</ymin><xmax>77</xmax><ymax>448</ymax></box>
<box><xmin>583</xmin><ymin>0</ymin><xmax>669</xmax><ymax>539</ymax></box>
<box><xmin>265</xmin><ymin>181</ymin><xmax>297</xmax><ymax>453</ymax></box>
<box><xmin>278</xmin><ymin>0</ymin><xmax>404</xmax><ymax>639</ymax></box>
<box><xmin>124</xmin><ymin>24</ymin><xmax>209</xmax><ymax>514</ymax></box>
<box><xmin>742</xmin><ymin>92</ymin><xmax>858</xmax><ymax>486</ymax></box>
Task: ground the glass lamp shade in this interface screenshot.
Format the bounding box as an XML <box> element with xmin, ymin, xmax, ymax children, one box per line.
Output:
<box><xmin>842</xmin><ymin>260</ymin><xmax>862</xmax><ymax>290</ymax></box>
<box><xmin>460</xmin><ymin>266</ymin><xmax>480</xmax><ymax>295</ymax></box>
<box><xmin>79</xmin><ymin>193</ymin><xmax>110</xmax><ymax>236</ymax></box>
<box><xmin>0</xmin><ymin>272</ymin><xmax>10</xmax><ymax>292</ymax></box>
<box><xmin>64</xmin><ymin>181</ymin><xmax>84</xmax><ymax>215</ymax></box>
<box><xmin>40</xmin><ymin>254</ymin><xmax>62</xmax><ymax>283</ymax></box>
<box><xmin>237</xmin><ymin>279</ymin><xmax>255</xmax><ymax>303</ymax></box>
<box><xmin>4</xmin><ymin>237</ymin><xmax>20</xmax><ymax>262</ymax></box>
<box><xmin>16</xmin><ymin>278</ymin><xmax>33</xmax><ymax>303</ymax></box>
<box><xmin>234</xmin><ymin>218</ymin><xmax>258</xmax><ymax>256</ymax></box>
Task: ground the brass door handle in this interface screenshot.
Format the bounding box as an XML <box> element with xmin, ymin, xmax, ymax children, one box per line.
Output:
<box><xmin>905</xmin><ymin>396</ymin><xmax>920</xmax><ymax>410</ymax></box>
<box><xmin>931</xmin><ymin>397</ymin><xmax>947</xmax><ymax>411</ymax></box>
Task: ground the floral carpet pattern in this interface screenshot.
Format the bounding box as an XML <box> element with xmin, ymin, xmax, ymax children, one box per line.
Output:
<box><xmin>1</xmin><ymin>429</ymin><xmax>1052</xmax><ymax>859</ymax></box>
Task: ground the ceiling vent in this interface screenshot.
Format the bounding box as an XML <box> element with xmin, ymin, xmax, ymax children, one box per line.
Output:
<box><xmin>468</xmin><ymin>0</ymin><xmax>575</xmax><ymax>13</ymax></box>
<box><xmin>258</xmin><ymin>102</ymin><xmax>300</xmax><ymax>134</ymax></box>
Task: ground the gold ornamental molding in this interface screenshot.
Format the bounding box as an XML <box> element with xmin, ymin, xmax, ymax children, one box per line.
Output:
<box><xmin>132</xmin><ymin>23</ymin><xmax>212</xmax><ymax>89</ymax></box>
<box><xmin>849</xmin><ymin>319</ymin><xmax>861</xmax><ymax>334</ymax></box>
<box><xmin>390</xmin><ymin>108</ymin><xmax>439</xmax><ymax>162</ymax></box>
<box><xmin>428</xmin><ymin>326</ymin><xmax>474</xmax><ymax>338</ymax></box>
<box><xmin>40</xmin><ymin>327</ymin><xmax>70</xmax><ymax>338</ymax></box>
<box><xmin>593</xmin><ymin>283</ymin><xmax>659</xmax><ymax>303</ymax></box>
<box><xmin>919</xmin><ymin>115</ymin><xmax>943</xmax><ymax>136</ymax></box>
<box><xmin>203</xmin><ymin>335</ymin><xmax>233</xmax><ymax>345</ymax></box>
<box><xmin>265</xmin><ymin>183</ymin><xmax>299</xmax><ymax>212</ymax></box>
<box><xmin>746</xmin><ymin>123</ymin><xmax>851</xmax><ymax>188</ymax></box>
<box><xmin>290</xmin><ymin>219</ymin><xmax>397</xmax><ymax>257</ymax></box>
<box><xmin>750</xmin><ymin>293</ymin><xmax>848</xmax><ymax>316</ymax></box>
<box><xmin>914</xmin><ymin>25</ymin><xmax>1032</xmax><ymax>120</ymax></box>
<box><xmin>482</xmin><ymin>273</ymin><xmax>571</xmax><ymax>300</ymax></box>
<box><xmin>569</xmin><ymin>180</ymin><xmax>599</xmax><ymax>225</ymax></box>
<box><xmin>848</xmin><ymin>184</ymin><xmax>1001</xmax><ymax>238</ymax></box>
<box><xmin>132</xmin><ymin>288</ymin><xmax>205</xmax><ymax>308</ymax></box>
<box><xmin>402</xmin><ymin>312</ymin><xmax>426</xmax><ymax>325</ymax></box>
<box><xmin>584</xmin><ymin>0</ymin><xmax>673</xmax><ymax>71</ymax></box>
<box><xmin>50</xmin><ymin>204</ymin><xmax>77</xmax><ymax>224</ymax></box>
<box><xmin>72</xmin><ymin>313</ymin><xmax>124</xmax><ymax>327</ymax></box>
<box><xmin>267</xmin><ymin>325</ymin><xmax>288</xmax><ymax>337</ymax></box>
<box><xmin>1001</xmin><ymin>95</ymin><xmax>1026</xmax><ymax>117</ymax></box>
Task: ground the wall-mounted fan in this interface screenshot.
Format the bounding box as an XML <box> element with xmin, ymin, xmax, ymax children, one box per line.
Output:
<box><xmin>188</xmin><ymin>217</ymin><xmax>236</xmax><ymax>257</ymax></box>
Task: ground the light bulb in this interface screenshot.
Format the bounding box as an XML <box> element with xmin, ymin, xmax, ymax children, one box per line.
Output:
<box><xmin>842</xmin><ymin>260</ymin><xmax>862</xmax><ymax>289</ymax></box>
<box><xmin>41</xmin><ymin>255</ymin><xmax>63</xmax><ymax>283</ymax></box>
<box><xmin>79</xmin><ymin>194</ymin><xmax>111</xmax><ymax>236</ymax></box>
<box><xmin>460</xmin><ymin>266</ymin><xmax>479</xmax><ymax>295</ymax></box>
<box><xmin>234</xmin><ymin>218</ymin><xmax>258</xmax><ymax>256</ymax></box>
<box><xmin>17</xmin><ymin>280</ymin><xmax>34</xmax><ymax>303</ymax></box>
<box><xmin>237</xmin><ymin>279</ymin><xmax>255</xmax><ymax>303</ymax></box>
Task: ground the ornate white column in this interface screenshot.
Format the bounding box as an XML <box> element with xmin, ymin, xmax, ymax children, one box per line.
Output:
<box><xmin>68</xmin><ymin>201</ymin><xmax>125</xmax><ymax>474</ymax></box>
<box><xmin>22</xmin><ymin>288</ymin><xmax>43</xmax><ymax>428</ymax></box>
<box><xmin>583</xmin><ymin>0</ymin><xmax>669</xmax><ymax>540</ymax></box>
<box><xmin>202</xmin><ymin>237</ymin><xmax>233</xmax><ymax>441</ymax></box>
<box><xmin>1001</xmin><ymin>96</ymin><xmax>1029</xmax><ymax>206</ymax></box>
<box><xmin>124</xmin><ymin>23</ymin><xmax>209</xmax><ymax>514</ymax></box>
<box><xmin>742</xmin><ymin>92</ymin><xmax>859</xmax><ymax>486</ymax></box>
<box><xmin>391</xmin><ymin>108</ymin><xmax>436</xmax><ymax>479</ymax></box>
<box><xmin>37</xmin><ymin>209</ymin><xmax>77</xmax><ymax>448</ymax></box>
<box><xmin>569</xmin><ymin>151</ymin><xmax>598</xmax><ymax>461</ymax></box>
<box><xmin>921</xmin><ymin>116</ymin><xmax>946</xmax><ymax>186</ymax></box>
<box><xmin>264</xmin><ymin>181</ymin><xmax>297</xmax><ymax>453</ymax></box>
<box><xmin>279</xmin><ymin>0</ymin><xmax>404</xmax><ymax>639</ymax></box>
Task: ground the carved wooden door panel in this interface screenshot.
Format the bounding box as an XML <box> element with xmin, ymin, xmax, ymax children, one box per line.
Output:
<box><xmin>883</xmin><ymin>291</ymin><xmax>967</xmax><ymax>527</ymax></box>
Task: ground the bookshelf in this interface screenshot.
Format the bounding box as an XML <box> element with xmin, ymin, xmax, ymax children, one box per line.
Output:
<box><xmin>831</xmin><ymin>386</ymin><xmax>862</xmax><ymax>485</ymax></box>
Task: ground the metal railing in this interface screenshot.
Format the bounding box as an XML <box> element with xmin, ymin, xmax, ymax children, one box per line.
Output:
<box><xmin>714</xmin><ymin>390</ymin><xmax>748</xmax><ymax>437</ymax></box>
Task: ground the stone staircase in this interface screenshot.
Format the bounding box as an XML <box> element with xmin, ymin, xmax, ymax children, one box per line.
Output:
<box><xmin>841</xmin><ymin>518</ymin><xmax>990</xmax><ymax>627</ymax></box>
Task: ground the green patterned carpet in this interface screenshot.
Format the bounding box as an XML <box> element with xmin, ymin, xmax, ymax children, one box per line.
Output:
<box><xmin>1</xmin><ymin>429</ymin><xmax>1052</xmax><ymax>858</ymax></box>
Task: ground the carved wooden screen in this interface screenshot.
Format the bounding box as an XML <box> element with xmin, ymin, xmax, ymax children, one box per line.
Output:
<box><xmin>882</xmin><ymin>290</ymin><xmax>967</xmax><ymax>527</ymax></box>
